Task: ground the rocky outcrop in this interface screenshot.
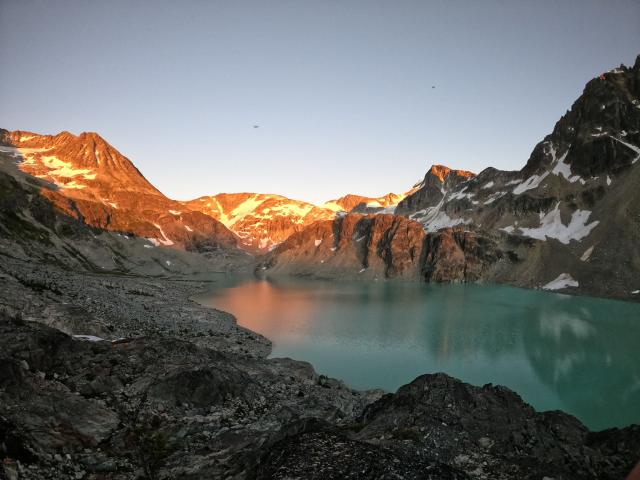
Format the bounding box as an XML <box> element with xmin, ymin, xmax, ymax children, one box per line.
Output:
<box><xmin>263</xmin><ymin>214</ymin><xmax>425</xmax><ymax>279</ymax></box>
<box><xmin>351</xmin><ymin>373</ymin><xmax>639</xmax><ymax>479</ymax></box>
<box><xmin>0</xmin><ymin>130</ymin><xmax>238</xmax><ymax>253</ymax></box>
<box><xmin>262</xmin><ymin>213</ymin><xmax>510</xmax><ymax>282</ymax></box>
<box><xmin>521</xmin><ymin>57</ymin><xmax>640</xmax><ymax>178</ymax></box>
<box><xmin>395</xmin><ymin>164</ymin><xmax>474</xmax><ymax>216</ymax></box>
<box><xmin>0</xmin><ymin>309</ymin><xmax>380</xmax><ymax>479</ymax></box>
<box><xmin>422</xmin><ymin>228</ymin><xmax>505</xmax><ymax>282</ymax></box>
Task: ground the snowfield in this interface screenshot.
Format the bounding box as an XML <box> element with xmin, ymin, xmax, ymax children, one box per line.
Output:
<box><xmin>515</xmin><ymin>203</ymin><xmax>599</xmax><ymax>244</ymax></box>
<box><xmin>542</xmin><ymin>273</ymin><xmax>579</xmax><ymax>290</ymax></box>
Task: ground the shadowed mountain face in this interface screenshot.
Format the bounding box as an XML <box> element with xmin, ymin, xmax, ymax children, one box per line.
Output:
<box><xmin>0</xmin><ymin>129</ymin><xmax>238</xmax><ymax>253</ymax></box>
<box><xmin>263</xmin><ymin>56</ymin><xmax>640</xmax><ymax>300</ymax></box>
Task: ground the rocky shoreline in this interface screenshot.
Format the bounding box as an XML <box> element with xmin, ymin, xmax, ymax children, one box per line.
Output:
<box><xmin>1</xmin><ymin>254</ymin><xmax>639</xmax><ymax>479</ymax></box>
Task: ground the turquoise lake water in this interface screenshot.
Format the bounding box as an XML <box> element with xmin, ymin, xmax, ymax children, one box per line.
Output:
<box><xmin>196</xmin><ymin>276</ymin><xmax>640</xmax><ymax>431</ymax></box>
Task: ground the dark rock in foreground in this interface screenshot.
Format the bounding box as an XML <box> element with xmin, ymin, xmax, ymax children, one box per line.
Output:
<box><xmin>0</xmin><ymin>309</ymin><xmax>637</xmax><ymax>479</ymax></box>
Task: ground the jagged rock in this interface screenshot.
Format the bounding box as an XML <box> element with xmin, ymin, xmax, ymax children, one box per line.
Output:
<box><xmin>353</xmin><ymin>373</ymin><xmax>639</xmax><ymax>479</ymax></box>
<box><xmin>255</xmin><ymin>431</ymin><xmax>470</xmax><ymax>480</ymax></box>
<box><xmin>396</xmin><ymin>164</ymin><xmax>475</xmax><ymax>216</ymax></box>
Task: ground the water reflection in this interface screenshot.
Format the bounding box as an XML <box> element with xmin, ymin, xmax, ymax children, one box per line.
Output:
<box><xmin>524</xmin><ymin>298</ymin><xmax>640</xmax><ymax>430</ymax></box>
<box><xmin>196</xmin><ymin>277</ymin><xmax>640</xmax><ymax>430</ymax></box>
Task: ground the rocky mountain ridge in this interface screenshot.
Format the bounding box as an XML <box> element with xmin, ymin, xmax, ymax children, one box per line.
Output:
<box><xmin>0</xmin><ymin>129</ymin><xmax>238</xmax><ymax>254</ymax></box>
<box><xmin>262</xmin><ymin>57</ymin><xmax>640</xmax><ymax>300</ymax></box>
<box><xmin>183</xmin><ymin>188</ymin><xmax>420</xmax><ymax>253</ymax></box>
<box><xmin>0</xmin><ymin>129</ymin><xmax>419</xmax><ymax>256</ymax></box>
<box><xmin>182</xmin><ymin>193</ymin><xmax>335</xmax><ymax>253</ymax></box>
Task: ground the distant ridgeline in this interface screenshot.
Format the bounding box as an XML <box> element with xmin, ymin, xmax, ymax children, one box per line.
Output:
<box><xmin>1</xmin><ymin>55</ymin><xmax>639</xmax><ymax>298</ymax></box>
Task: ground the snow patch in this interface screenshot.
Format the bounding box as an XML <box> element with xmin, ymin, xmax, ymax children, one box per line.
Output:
<box><xmin>314</xmin><ymin>239</ymin><xmax>322</xmax><ymax>247</ymax></box>
<box><xmin>513</xmin><ymin>171</ymin><xmax>550</xmax><ymax>195</ymax></box>
<box><xmin>168</xmin><ymin>210</ymin><xmax>181</xmax><ymax>215</ymax></box>
<box><xmin>609</xmin><ymin>135</ymin><xmax>640</xmax><ymax>164</ymax></box>
<box><xmin>517</xmin><ymin>203</ymin><xmax>599</xmax><ymax>244</ymax></box>
<box><xmin>482</xmin><ymin>181</ymin><xmax>494</xmax><ymax>189</ymax></box>
<box><xmin>551</xmin><ymin>149</ymin><xmax>583</xmax><ymax>183</ymax></box>
<box><xmin>423</xmin><ymin>212</ymin><xmax>468</xmax><ymax>231</ymax></box>
<box><xmin>606</xmin><ymin>176</ymin><xmax>612</xmax><ymax>186</ymax></box>
<box><xmin>152</xmin><ymin>224</ymin><xmax>174</xmax><ymax>246</ymax></box>
<box><xmin>73</xmin><ymin>335</ymin><xmax>105</xmax><ymax>342</ymax></box>
<box><xmin>40</xmin><ymin>155</ymin><xmax>96</xmax><ymax>180</ymax></box>
<box><xmin>321</xmin><ymin>201</ymin><xmax>345</xmax><ymax>213</ymax></box>
<box><xmin>185</xmin><ymin>225</ymin><xmax>193</xmax><ymax>232</ymax></box>
<box><xmin>484</xmin><ymin>191</ymin><xmax>506</xmax><ymax>205</ymax></box>
<box><xmin>542</xmin><ymin>273</ymin><xmax>579</xmax><ymax>291</ymax></box>
<box><xmin>580</xmin><ymin>245</ymin><xmax>594</xmax><ymax>262</ymax></box>
<box><xmin>258</xmin><ymin>237</ymin><xmax>271</xmax><ymax>250</ymax></box>
<box><xmin>448</xmin><ymin>187</ymin><xmax>474</xmax><ymax>201</ymax></box>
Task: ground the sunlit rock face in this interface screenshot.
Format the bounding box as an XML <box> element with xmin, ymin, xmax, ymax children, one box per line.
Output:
<box><xmin>183</xmin><ymin>188</ymin><xmax>419</xmax><ymax>253</ymax></box>
<box><xmin>0</xmin><ymin>129</ymin><xmax>238</xmax><ymax>252</ymax></box>
<box><xmin>261</xmin><ymin>213</ymin><xmax>505</xmax><ymax>281</ymax></box>
<box><xmin>263</xmin><ymin>57</ymin><xmax>640</xmax><ymax>299</ymax></box>
<box><xmin>183</xmin><ymin>193</ymin><xmax>336</xmax><ymax>253</ymax></box>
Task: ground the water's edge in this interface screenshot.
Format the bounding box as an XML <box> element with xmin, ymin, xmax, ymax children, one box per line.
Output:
<box><xmin>191</xmin><ymin>275</ymin><xmax>637</xmax><ymax>430</ymax></box>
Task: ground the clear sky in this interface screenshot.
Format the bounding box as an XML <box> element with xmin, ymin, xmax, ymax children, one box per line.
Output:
<box><xmin>1</xmin><ymin>1</ymin><xmax>638</xmax><ymax>204</ymax></box>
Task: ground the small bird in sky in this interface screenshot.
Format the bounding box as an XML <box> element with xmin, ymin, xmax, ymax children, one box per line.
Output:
<box><xmin>253</xmin><ymin>125</ymin><xmax>260</xmax><ymax>128</ymax></box>
<box><xmin>432</xmin><ymin>85</ymin><xmax>436</xmax><ymax>89</ymax></box>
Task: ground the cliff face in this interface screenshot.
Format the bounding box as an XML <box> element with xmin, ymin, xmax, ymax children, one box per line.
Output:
<box><xmin>262</xmin><ymin>213</ymin><xmax>507</xmax><ymax>282</ymax></box>
<box><xmin>0</xmin><ymin>130</ymin><xmax>238</xmax><ymax>252</ymax></box>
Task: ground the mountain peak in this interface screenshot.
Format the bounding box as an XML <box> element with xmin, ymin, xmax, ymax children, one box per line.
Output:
<box><xmin>427</xmin><ymin>164</ymin><xmax>475</xmax><ymax>183</ymax></box>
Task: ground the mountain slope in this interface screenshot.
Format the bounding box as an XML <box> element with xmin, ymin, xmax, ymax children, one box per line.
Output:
<box><xmin>0</xmin><ymin>129</ymin><xmax>238</xmax><ymax>253</ymax></box>
<box><xmin>183</xmin><ymin>193</ymin><xmax>335</xmax><ymax>252</ymax></box>
<box><xmin>184</xmin><ymin>187</ymin><xmax>419</xmax><ymax>253</ymax></box>
<box><xmin>262</xmin><ymin>57</ymin><xmax>640</xmax><ymax>299</ymax></box>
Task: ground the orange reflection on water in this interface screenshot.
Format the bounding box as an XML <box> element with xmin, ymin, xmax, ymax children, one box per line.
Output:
<box><xmin>211</xmin><ymin>280</ymin><xmax>314</xmax><ymax>343</ymax></box>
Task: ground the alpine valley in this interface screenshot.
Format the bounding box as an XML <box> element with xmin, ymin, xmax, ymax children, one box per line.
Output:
<box><xmin>1</xmin><ymin>58</ymin><xmax>639</xmax><ymax>480</ymax></box>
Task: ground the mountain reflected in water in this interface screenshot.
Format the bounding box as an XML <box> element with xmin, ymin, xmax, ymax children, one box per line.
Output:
<box><xmin>196</xmin><ymin>277</ymin><xmax>640</xmax><ymax>430</ymax></box>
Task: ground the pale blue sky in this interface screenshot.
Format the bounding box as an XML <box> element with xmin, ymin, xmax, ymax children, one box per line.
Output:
<box><xmin>1</xmin><ymin>1</ymin><xmax>638</xmax><ymax>203</ymax></box>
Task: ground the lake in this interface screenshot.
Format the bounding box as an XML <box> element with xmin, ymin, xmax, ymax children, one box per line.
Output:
<box><xmin>195</xmin><ymin>276</ymin><xmax>640</xmax><ymax>431</ymax></box>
